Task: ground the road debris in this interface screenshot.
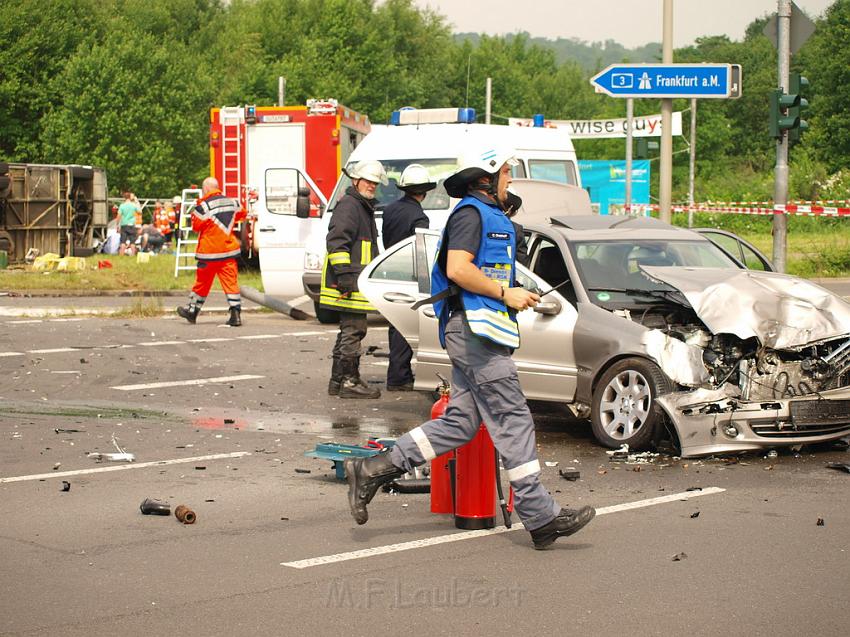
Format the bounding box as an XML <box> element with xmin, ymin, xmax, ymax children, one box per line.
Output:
<box><xmin>826</xmin><ymin>462</ymin><xmax>850</xmax><ymax>474</ymax></box>
<box><xmin>55</xmin><ymin>428</ymin><xmax>83</xmax><ymax>434</ymax></box>
<box><xmin>294</xmin><ymin>468</ymin><xmax>312</xmax><ymax>474</ymax></box>
<box><xmin>690</xmin><ymin>511</ymin><xmax>700</xmax><ymax>519</ymax></box>
<box><xmin>672</xmin><ymin>552</ymin><xmax>688</xmax><ymax>561</ymax></box>
<box><xmin>817</xmin><ymin>518</ymin><xmax>825</xmax><ymax>526</ymax></box>
<box><xmin>87</xmin><ymin>434</ymin><xmax>135</xmax><ymax>463</ymax></box>
<box><xmin>559</xmin><ymin>467</ymin><xmax>580</xmax><ymax>481</ymax></box>
<box><xmin>175</xmin><ymin>505</ymin><xmax>196</xmax><ymax>524</ymax></box>
<box><xmin>53</xmin><ymin>462</ymin><xmax>61</xmax><ymax>470</ymax></box>
<box><xmin>544</xmin><ymin>461</ymin><xmax>559</xmax><ymax>467</ymax></box>
<box><xmin>139</xmin><ymin>498</ymin><xmax>171</xmax><ymax>516</ymax></box>
<box><xmin>61</xmin><ymin>481</ymin><xmax>70</xmax><ymax>492</ymax></box>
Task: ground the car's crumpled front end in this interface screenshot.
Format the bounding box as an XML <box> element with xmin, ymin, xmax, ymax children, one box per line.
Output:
<box><xmin>619</xmin><ymin>267</ymin><xmax>850</xmax><ymax>456</ymax></box>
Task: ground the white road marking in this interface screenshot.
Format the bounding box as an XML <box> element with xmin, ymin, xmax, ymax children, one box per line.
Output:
<box><xmin>50</xmin><ymin>370</ymin><xmax>81</xmax><ymax>374</ymax></box>
<box><xmin>138</xmin><ymin>340</ymin><xmax>184</xmax><ymax>347</ymax></box>
<box><xmin>280</xmin><ymin>487</ymin><xmax>726</xmax><ymax>569</ymax></box>
<box><xmin>0</xmin><ymin>451</ymin><xmax>252</xmax><ymax>484</ymax></box>
<box><xmin>8</xmin><ymin>320</ymin><xmax>42</xmax><ymax>324</ymax></box>
<box><xmin>29</xmin><ymin>348</ymin><xmax>78</xmax><ymax>354</ymax></box>
<box><xmin>111</xmin><ymin>374</ymin><xmax>264</xmax><ymax>391</ymax></box>
<box><xmin>236</xmin><ymin>334</ymin><xmax>285</xmax><ymax>340</ymax></box>
<box><xmin>51</xmin><ymin>318</ymin><xmax>86</xmax><ymax>322</ymax></box>
<box><xmin>0</xmin><ymin>352</ymin><xmax>25</xmax><ymax>357</ymax></box>
<box><xmin>288</xmin><ymin>331</ymin><xmax>328</xmax><ymax>336</ymax></box>
<box><xmin>187</xmin><ymin>338</ymin><xmax>234</xmax><ymax>343</ymax></box>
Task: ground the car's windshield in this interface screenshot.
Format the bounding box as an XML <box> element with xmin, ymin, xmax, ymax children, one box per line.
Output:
<box><xmin>571</xmin><ymin>239</ymin><xmax>738</xmax><ymax>304</ymax></box>
<box><xmin>328</xmin><ymin>159</ymin><xmax>458</xmax><ymax>214</ymax></box>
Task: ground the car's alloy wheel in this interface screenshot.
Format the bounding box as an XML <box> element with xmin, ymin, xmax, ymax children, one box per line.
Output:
<box><xmin>590</xmin><ymin>357</ymin><xmax>671</xmax><ymax>450</ymax></box>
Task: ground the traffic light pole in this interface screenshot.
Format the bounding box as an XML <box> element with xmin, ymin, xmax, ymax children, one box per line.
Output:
<box><xmin>773</xmin><ymin>0</ymin><xmax>792</xmax><ymax>273</ymax></box>
<box><xmin>659</xmin><ymin>0</ymin><xmax>673</xmax><ymax>223</ymax></box>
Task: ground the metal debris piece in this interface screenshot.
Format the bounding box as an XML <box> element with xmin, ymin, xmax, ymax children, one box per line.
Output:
<box><xmin>140</xmin><ymin>498</ymin><xmax>171</xmax><ymax>516</ymax></box>
<box><xmin>53</xmin><ymin>462</ymin><xmax>61</xmax><ymax>470</ymax></box>
<box><xmin>195</xmin><ymin>466</ymin><xmax>206</xmax><ymax>470</ymax></box>
<box><xmin>224</xmin><ymin>418</ymin><xmax>235</xmax><ymax>425</ymax></box>
<box><xmin>61</xmin><ymin>481</ymin><xmax>70</xmax><ymax>492</ymax></box>
<box><xmin>826</xmin><ymin>462</ymin><xmax>850</xmax><ymax>474</ymax></box>
<box><xmin>87</xmin><ymin>452</ymin><xmax>136</xmax><ymax>462</ymax></box>
<box><xmin>559</xmin><ymin>467</ymin><xmax>580</xmax><ymax>481</ymax></box>
<box><xmin>690</xmin><ymin>511</ymin><xmax>700</xmax><ymax>519</ymax></box>
<box><xmin>294</xmin><ymin>468</ymin><xmax>311</xmax><ymax>474</ymax></box>
<box><xmin>686</xmin><ymin>487</ymin><xmax>703</xmax><ymax>491</ymax></box>
<box><xmin>816</xmin><ymin>518</ymin><xmax>825</xmax><ymax>526</ymax></box>
<box><xmin>174</xmin><ymin>505</ymin><xmax>196</xmax><ymax>524</ymax></box>
<box><xmin>545</xmin><ymin>461</ymin><xmax>559</xmax><ymax>467</ymax></box>
<box><xmin>55</xmin><ymin>428</ymin><xmax>83</xmax><ymax>434</ymax></box>
<box><xmin>672</xmin><ymin>552</ymin><xmax>688</xmax><ymax>561</ymax></box>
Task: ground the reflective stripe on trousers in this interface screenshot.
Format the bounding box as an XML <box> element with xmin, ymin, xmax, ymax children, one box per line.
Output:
<box><xmin>390</xmin><ymin>313</ymin><xmax>560</xmax><ymax>531</ymax></box>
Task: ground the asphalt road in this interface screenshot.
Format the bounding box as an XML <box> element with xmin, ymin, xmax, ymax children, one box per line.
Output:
<box><xmin>1</xmin><ymin>308</ymin><xmax>849</xmax><ymax>636</ymax></box>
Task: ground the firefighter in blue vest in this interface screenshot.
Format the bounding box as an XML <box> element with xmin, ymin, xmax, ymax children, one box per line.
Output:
<box><xmin>343</xmin><ymin>148</ymin><xmax>595</xmax><ymax>549</ymax></box>
<box><xmin>321</xmin><ymin>160</ymin><xmax>387</xmax><ymax>399</ymax></box>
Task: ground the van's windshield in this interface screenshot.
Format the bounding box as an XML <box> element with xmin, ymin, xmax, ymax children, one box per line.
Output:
<box><xmin>329</xmin><ymin>159</ymin><xmax>458</xmax><ymax>213</ymax></box>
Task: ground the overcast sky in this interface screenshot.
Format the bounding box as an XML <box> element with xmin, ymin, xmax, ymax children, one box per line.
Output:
<box><xmin>411</xmin><ymin>0</ymin><xmax>834</xmax><ymax>48</ymax></box>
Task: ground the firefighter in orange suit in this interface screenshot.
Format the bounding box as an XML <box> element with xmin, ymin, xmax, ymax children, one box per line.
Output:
<box><xmin>176</xmin><ymin>177</ymin><xmax>246</xmax><ymax>326</ymax></box>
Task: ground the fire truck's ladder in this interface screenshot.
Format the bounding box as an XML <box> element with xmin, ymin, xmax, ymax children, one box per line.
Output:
<box><xmin>220</xmin><ymin>106</ymin><xmax>244</xmax><ymax>200</ymax></box>
<box><xmin>173</xmin><ymin>188</ymin><xmax>202</xmax><ymax>277</ymax></box>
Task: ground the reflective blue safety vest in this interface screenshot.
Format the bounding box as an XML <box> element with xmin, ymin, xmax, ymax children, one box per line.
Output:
<box><xmin>431</xmin><ymin>195</ymin><xmax>520</xmax><ymax>349</ymax></box>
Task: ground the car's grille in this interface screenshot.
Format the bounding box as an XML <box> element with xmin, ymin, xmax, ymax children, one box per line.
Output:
<box><xmin>750</xmin><ymin>400</ymin><xmax>850</xmax><ymax>438</ymax></box>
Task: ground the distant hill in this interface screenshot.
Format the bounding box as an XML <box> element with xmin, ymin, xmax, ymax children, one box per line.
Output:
<box><xmin>455</xmin><ymin>32</ymin><xmax>662</xmax><ymax>74</ymax></box>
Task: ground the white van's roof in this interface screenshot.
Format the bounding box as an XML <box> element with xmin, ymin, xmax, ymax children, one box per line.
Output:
<box><xmin>352</xmin><ymin>123</ymin><xmax>576</xmax><ymax>161</ymax></box>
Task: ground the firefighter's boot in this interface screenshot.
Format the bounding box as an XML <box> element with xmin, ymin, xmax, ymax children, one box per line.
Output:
<box><xmin>344</xmin><ymin>452</ymin><xmax>404</xmax><ymax>525</ymax></box>
<box><xmin>226</xmin><ymin>307</ymin><xmax>242</xmax><ymax>327</ymax></box>
<box><xmin>530</xmin><ymin>506</ymin><xmax>596</xmax><ymax>550</ymax></box>
<box><xmin>339</xmin><ymin>360</ymin><xmax>381</xmax><ymax>399</ymax></box>
<box><xmin>328</xmin><ymin>356</ymin><xmax>343</xmax><ymax>396</ymax></box>
<box><xmin>176</xmin><ymin>305</ymin><xmax>199</xmax><ymax>324</ymax></box>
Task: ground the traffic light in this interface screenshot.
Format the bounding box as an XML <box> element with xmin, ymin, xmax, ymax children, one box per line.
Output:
<box><xmin>788</xmin><ymin>72</ymin><xmax>809</xmax><ymax>143</ymax></box>
<box><xmin>769</xmin><ymin>74</ymin><xmax>809</xmax><ymax>140</ymax></box>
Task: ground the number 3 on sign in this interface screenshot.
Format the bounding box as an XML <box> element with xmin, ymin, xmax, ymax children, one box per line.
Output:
<box><xmin>612</xmin><ymin>73</ymin><xmax>634</xmax><ymax>89</ymax></box>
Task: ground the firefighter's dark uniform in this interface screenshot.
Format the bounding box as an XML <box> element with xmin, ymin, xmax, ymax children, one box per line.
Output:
<box><xmin>381</xmin><ymin>194</ymin><xmax>429</xmax><ymax>388</ymax></box>
<box><xmin>320</xmin><ymin>186</ymin><xmax>379</xmax><ymax>395</ymax></box>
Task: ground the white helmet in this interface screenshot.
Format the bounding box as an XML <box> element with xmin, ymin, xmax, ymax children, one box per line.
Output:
<box><xmin>347</xmin><ymin>159</ymin><xmax>388</xmax><ymax>186</ymax></box>
<box><xmin>398</xmin><ymin>164</ymin><xmax>436</xmax><ymax>193</ymax></box>
<box><xmin>444</xmin><ymin>147</ymin><xmax>518</xmax><ymax>198</ymax></box>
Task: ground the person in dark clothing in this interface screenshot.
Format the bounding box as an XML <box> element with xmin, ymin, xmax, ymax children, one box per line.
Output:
<box><xmin>380</xmin><ymin>164</ymin><xmax>436</xmax><ymax>391</ymax></box>
<box><xmin>321</xmin><ymin>160</ymin><xmax>387</xmax><ymax>399</ymax></box>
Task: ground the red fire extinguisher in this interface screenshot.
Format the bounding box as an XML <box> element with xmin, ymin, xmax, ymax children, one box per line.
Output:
<box><xmin>429</xmin><ymin>374</ymin><xmax>512</xmax><ymax>529</ymax></box>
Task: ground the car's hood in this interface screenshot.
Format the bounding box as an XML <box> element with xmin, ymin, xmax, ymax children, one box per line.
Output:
<box><xmin>640</xmin><ymin>266</ymin><xmax>850</xmax><ymax>349</ymax></box>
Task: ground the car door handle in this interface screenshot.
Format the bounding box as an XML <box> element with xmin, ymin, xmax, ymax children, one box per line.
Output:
<box><xmin>422</xmin><ymin>307</ymin><xmax>436</xmax><ymax>318</ymax></box>
<box><xmin>258</xmin><ymin>227</ymin><xmax>276</xmax><ymax>232</ymax></box>
<box><xmin>383</xmin><ymin>292</ymin><xmax>416</xmax><ymax>304</ymax></box>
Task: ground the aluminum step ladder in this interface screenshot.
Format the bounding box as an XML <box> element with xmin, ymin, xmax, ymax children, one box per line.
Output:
<box><xmin>173</xmin><ymin>188</ymin><xmax>203</xmax><ymax>276</ymax></box>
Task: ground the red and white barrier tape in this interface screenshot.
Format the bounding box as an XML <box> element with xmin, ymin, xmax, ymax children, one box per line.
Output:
<box><xmin>620</xmin><ymin>203</ymin><xmax>850</xmax><ymax>217</ymax></box>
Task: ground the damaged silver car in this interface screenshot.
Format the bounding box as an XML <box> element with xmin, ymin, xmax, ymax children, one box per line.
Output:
<box><xmin>359</xmin><ymin>214</ymin><xmax>850</xmax><ymax>457</ymax></box>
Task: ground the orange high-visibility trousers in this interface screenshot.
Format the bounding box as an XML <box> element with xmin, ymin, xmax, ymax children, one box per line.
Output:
<box><xmin>191</xmin><ymin>258</ymin><xmax>240</xmax><ymax>308</ymax></box>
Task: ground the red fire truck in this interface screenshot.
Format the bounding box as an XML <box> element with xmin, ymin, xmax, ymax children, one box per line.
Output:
<box><xmin>209</xmin><ymin>99</ymin><xmax>371</xmax><ymax>298</ymax></box>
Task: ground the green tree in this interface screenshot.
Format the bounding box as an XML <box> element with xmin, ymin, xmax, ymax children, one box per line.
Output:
<box><xmin>40</xmin><ymin>28</ymin><xmax>211</xmax><ymax>194</ymax></box>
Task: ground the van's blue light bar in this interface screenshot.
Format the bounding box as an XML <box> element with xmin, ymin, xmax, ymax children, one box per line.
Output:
<box><xmin>390</xmin><ymin>107</ymin><xmax>477</xmax><ymax>126</ymax></box>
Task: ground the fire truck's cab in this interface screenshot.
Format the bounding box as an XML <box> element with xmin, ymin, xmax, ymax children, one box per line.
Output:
<box><xmin>209</xmin><ymin>99</ymin><xmax>370</xmax><ymax>298</ymax></box>
<box><xmin>301</xmin><ymin>107</ymin><xmax>581</xmax><ymax>321</ymax></box>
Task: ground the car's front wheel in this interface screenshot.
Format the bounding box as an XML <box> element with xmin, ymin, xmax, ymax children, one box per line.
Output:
<box><xmin>590</xmin><ymin>357</ymin><xmax>671</xmax><ymax>450</ymax></box>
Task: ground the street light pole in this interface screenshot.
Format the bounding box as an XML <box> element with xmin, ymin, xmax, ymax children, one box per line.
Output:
<box><xmin>773</xmin><ymin>0</ymin><xmax>791</xmax><ymax>273</ymax></box>
<box><xmin>659</xmin><ymin>0</ymin><xmax>673</xmax><ymax>223</ymax></box>
<box><xmin>688</xmin><ymin>98</ymin><xmax>697</xmax><ymax>227</ymax></box>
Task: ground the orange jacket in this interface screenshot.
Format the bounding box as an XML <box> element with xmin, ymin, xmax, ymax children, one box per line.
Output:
<box><xmin>153</xmin><ymin>209</ymin><xmax>173</xmax><ymax>235</ymax></box>
<box><xmin>191</xmin><ymin>190</ymin><xmax>246</xmax><ymax>260</ymax></box>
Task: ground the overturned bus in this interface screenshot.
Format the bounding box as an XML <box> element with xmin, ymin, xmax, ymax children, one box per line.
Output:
<box><xmin>0</xmin><ymin>162</ymin><xmax>109</xmax><ymax>262</ymax></box>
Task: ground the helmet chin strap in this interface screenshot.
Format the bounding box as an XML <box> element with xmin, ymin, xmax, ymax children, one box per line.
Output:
<box><xmin>485</xmin><ymin>172</ymin><xmax>500</xmax><ymax>203</ymax></box>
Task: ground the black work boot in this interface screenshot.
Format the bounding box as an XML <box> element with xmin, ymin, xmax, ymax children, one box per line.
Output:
<box><xmin>530</xmin><ymin>506</ymin><xmax>596</xmax><ymax>550</ymax></box>
<box><xmin>339</xmin><ymin>377</ymin><xmax>381</xmax><ymax>399</ymax></box>
<box><xmin>226</xmin><ymin>307</ymin><xmax>242</xmax><ymax>327</ymax></box>
<box><xmin>338</xmin><ymin>359</ymin><xmax>381</xmax><ymax>399</ymax></box>
<box><xmin>328</xmin><ymin>356</ymin><xmax>343</xmax><ymax>396</ymax></box>
<box><xmin>176</xmin><ymin>305</ymin><xmax>199</xmax><ymax>324</ymax></box>
<box><xmin>345</xmin><ymin>452</ymin><xmax>404</xmax><ymax>524</ymax></box>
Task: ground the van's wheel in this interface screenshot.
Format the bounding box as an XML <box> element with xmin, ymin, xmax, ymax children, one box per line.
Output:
<box><xmin>314</xmin><ymin>301</ymin><xmax>340</xmax><ymax>324</ymax></box>
<box><xmin>591</xmin><ymin>357</ymin><xmax>671</xmax><ymax>451</ymax></box>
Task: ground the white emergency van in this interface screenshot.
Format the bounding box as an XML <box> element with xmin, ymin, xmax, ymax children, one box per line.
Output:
<box><xmin>301</xmin><ymin>107</ymin><xmax>581</xmax><ymax>321</ymax></box>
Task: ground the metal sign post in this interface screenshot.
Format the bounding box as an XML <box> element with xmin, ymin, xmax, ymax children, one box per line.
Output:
<box><xmin>773</xmin><ymin>0</ymin><xmax>792</xmax><ymax>274</ymax></box>
<box><xmin>625</xmin><ymin>98</ymin><xmax>633</xmax><ymax>212</ymax></box>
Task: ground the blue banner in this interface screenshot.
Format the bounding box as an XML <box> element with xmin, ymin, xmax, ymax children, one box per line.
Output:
<box><xmin>578</xmin><ymin>160</ymin><xmax>651</xmax><ymax>215</ymax></box>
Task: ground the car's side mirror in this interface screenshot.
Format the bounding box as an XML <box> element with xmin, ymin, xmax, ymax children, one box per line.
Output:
<box><xmin>296</xmin><ymin>185</ymin><xmax>311</xmax><ymax>219</ymax></box>
<box><xmin>533</xmin><ymin>299</ymin><xmax>561</xmax><ymax>316</ymax></box>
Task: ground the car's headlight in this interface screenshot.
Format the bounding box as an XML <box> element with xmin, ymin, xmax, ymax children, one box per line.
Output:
<box><xmin>304</xmin><ymin>251</ymin><xmax>323</xmax><ymax>271</ymax></box>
